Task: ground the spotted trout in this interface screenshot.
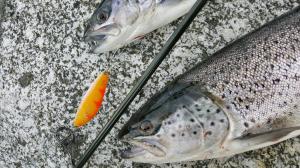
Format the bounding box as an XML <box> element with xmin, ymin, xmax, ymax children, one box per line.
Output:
<box><xmin>118</xmin><ymin>6</ymin><xmax>300</xmax><ymax>163</ymax></box>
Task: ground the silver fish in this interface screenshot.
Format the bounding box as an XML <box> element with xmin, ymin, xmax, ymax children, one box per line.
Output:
<box><xmin>118</xmin><ymin>6</ymin><xmax>300</xmax><ymax>163</ymax></box>
<box><xmin>84</xmin><ymin>0</ymin><xmax>196</xmax><ymax>53</ymax></box>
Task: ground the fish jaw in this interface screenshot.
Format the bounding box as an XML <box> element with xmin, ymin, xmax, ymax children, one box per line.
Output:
<box><xmin>120</xmin><ymin>137</ymin><xmax>167</xmax><ymax>162</ymax></box>
<box><xmin>120</xmin><ymin>136</ymin><xmax>199</xmax><ymax>164</ymax></box>
<box><xmin>90</xmin><ymin>25</ymin><xmax>137</xmax><ymax>53</ymax></box>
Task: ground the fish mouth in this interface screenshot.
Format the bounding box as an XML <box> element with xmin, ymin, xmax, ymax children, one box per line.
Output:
<box><xmin>84</xmin><ymin>34</ymin><xmax>107</xmax><ymax>42</ymax></box>
<box><xmin>120</xmin><ymin>138</ymin><xmax>166</xmax><ymax>159</ymax></box>
<box><xmin>84</xmin><ymin>23</ymin><xmax>121</xmax><ymax>41</ymax></box>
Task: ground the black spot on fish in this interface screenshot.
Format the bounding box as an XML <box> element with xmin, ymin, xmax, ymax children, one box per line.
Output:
<box><xmin>171</xmin><ymin>134</ymin><xmax>175</xmax><ymax>138</ymax></box>
<box><xmin>190</xmin><ymin>118</ymin><xmax>195</xmax><ymax>123</ymax></box>
<box><xmin>205</xmin><ymin>131</ymin><xmax>212</xmax><ymax>136</ymax></box>
<box><xmin>273</xmin><ymin>40</ymin><xmax>279</xmax><ymax>44</ymax></box>
<box><xmin>216</xmin><ymin>109</ymin><xmax>221</xmax><ymax>113</ymax></box>
<box><xmin>210</xmin><ymin>122</ymin><xmax>215</xmax><ymax>126</ymax></box>
<box><xmin>197</xmin><ymin>108</ymin><xmax>202</xmax><ymax>112</ymax></box>
<box><xmin>282</xmin><ymin>75</ymin><xmax>288</xmax><ymax>79</ymax></box>
<box><xmin>237</xmin><ymin>97</ymin><xmax>243</xmax><ymax>103</ymax></box>
<box><xmin>176</xmin><ymin>114</ymin><xmax>180</xmax><ymax>117</ymax></box>
<box><xmin>193</xmin><ymin>131</ymin><xmax>197</xmax><ymax>135</ymax></box>
<box><xmin>206</xmin><ymin>109</ymin><xmax>210</xmax><ymax>113</ymax></box>
<box><xmin>244</xmin><ymin>122</ymin><xmax>249</xmax><ymax>128</ymax></box>
<box><xmin>168</xmin><ymin>121</ymin><xmax>171</xmax><ymax>125</ymax></box>
<box><xmin>181</xmin><ymin>133</ymin><xmax>185</xmax><ymax>137</ymax></box>
<box><xmin>273</xmin><ymin>78</ymin><xmax>280</xmax><ymax>84</ymax></box>
<box><xmin>220</xmin><ymin>119</ymin><xmax>224</xmax><ymax>123</ymax></box>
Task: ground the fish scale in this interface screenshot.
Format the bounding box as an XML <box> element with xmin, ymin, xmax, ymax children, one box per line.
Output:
<box><xmin>179</xmin><ymin>6</ymin><xmax>300</xmax><ymax>137</ymax></box>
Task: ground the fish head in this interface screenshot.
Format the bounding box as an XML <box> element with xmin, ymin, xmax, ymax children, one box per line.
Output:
<box><xmin>84</xmin><ymin>0</ymin><xmax>141</xmax><ymax>53</ymax></box>
<box><xmin>118</xmin><ymin>82</ymin><xmax>229</xmax><ymax>163</ymax></box>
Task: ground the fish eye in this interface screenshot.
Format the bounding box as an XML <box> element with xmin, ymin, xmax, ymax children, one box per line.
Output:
<box><xmin>139</xmin><ymin>120</ymin><xmax>153</xmax><ymax>133</ymax></box>
<box><xmin>98</xmin><ymin>11</ymin><xmax>108</xmax><ymax>21</ymax></box>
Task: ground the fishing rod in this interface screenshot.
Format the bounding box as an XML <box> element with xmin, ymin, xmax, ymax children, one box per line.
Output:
<box><xmin>75</xmin><ymin>0</ymin><xmax>209</xmax><ymax>167</ymax></box>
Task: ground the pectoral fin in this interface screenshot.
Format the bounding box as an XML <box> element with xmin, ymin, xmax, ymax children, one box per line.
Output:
<box><xmin>225</xmin><ymin>126</ymin><xmax>300</xmax><ymax>155</ymax></box>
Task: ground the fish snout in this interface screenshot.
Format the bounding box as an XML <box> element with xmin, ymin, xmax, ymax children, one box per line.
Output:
<box><xmin>84</xmin><ymin>23</ymin><xmax>121</xmax><ymax>40</ymax></box>
<box><xmin>83</xmin><ymin>25</ymin><xmax>107</xmax><ymax>42</ymax></box>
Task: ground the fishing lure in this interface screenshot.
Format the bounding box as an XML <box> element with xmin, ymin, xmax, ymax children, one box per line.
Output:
<box><xmin>73</xmin><ymin>71</ymin><xmax>110</xmax><ymax>127</ymax></box>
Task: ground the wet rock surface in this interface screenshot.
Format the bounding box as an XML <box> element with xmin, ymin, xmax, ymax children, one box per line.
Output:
<box><xmin>0</xmin><ymin>0</ymin><xmax>299</xmax><ymax>167</ymax></box>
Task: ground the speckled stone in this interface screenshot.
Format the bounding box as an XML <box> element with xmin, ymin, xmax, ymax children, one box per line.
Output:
<box><xmin>0</xmin><ymin>0</ymin><xmax>299</xmax><ymax>167</ymax></box>
<box><xmin>0</xmin><ymin>0</ymin><xmax>5</xmax><ymax>37</ymax></box>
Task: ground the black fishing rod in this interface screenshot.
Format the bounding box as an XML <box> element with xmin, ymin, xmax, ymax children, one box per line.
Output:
<box><xmin>75</xmin><ymin>0</ymin><xmax>209</xmax><ymax>167</ymax></box>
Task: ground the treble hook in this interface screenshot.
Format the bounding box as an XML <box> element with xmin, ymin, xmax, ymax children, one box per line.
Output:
<box><xmin>55</xmin><ymin>126</ymin><xmax>84</xmax><ymax>167</ymax></box>
<box><xmin>55</xmin><ymin>127</ymin><xmax>76</xmax><ymax>147</ymax></box>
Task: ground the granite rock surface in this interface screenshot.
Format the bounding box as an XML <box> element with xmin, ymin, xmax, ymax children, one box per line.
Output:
<box><xmin>0</xmin><ymin>0</ymin><xmax>300</xmax><ymax>167</ymax></box>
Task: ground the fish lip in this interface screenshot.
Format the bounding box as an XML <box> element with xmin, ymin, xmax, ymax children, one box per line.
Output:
<box><xmin>83</xmin><ymin>23</ymin><xmax>122</xmax><ymax>43</ymax></box>
<box><xmin>83</xmin><ymin>26</ymin><xmax>107</xmax><ymax>42</ymax></box>
<box><xmin>120</xmin><ymin>146</ymin><xmax>146</xmax><ymax>159</ymax></box>
<box><xmin>120</xmin><ymin>138</ymin><xmax>166</xmax><ymax>159</ymax></box>
<box><xmin>84</xmin><ymin>33</ymin><xmax>107</xmax><ymax>42</ymax></box>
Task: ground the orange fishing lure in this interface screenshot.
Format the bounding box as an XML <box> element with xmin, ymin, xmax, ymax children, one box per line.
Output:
<box><xmin>73</xmin><ymin>71</ymin><xmax>109</xmax><ymax>127</ymax></box>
